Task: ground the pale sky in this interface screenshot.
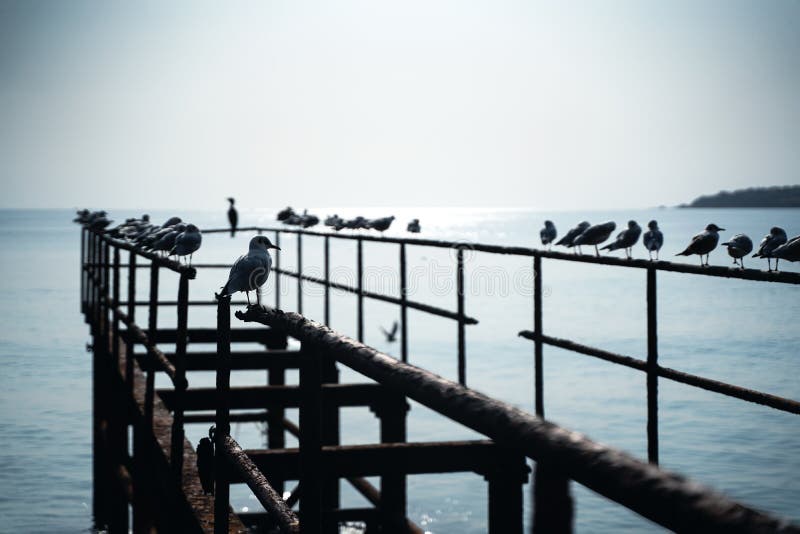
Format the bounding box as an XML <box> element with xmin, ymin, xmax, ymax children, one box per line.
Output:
<box><xmin>1</xmin><ymin>0</ymin><xmax>798</xmax><ymax>210</ymax></box>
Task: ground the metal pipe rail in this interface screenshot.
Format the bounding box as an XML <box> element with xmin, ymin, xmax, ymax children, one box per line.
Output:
<box><xmin>223</xmin><ymin>435</ymin><xmax>300</xmax><ymax>533</ymax></box>
<box><xmin>236</xmin><ymin>306</ymin><xmax>799</xmax><ymax>534</ymax></box>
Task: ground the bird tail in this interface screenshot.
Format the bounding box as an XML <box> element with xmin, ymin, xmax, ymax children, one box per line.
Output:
<box><xmin>600</xmin><ymin>243</ymin><xmax>616</xmax><ymax>251</ymax></box>
<box><xmin>675</xmin><ymin>249</ymin><xmax>690</xmax><ymax>256</ymax></box>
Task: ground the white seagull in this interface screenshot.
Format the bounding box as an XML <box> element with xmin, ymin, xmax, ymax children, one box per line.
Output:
<box><xmin>220</xmin><ymin>235</ymin><xmax>281</xmax><ymax>306</ymax></box>
<box><xmin>771</xmin><ymin>235</ymin><xmax>800</xmax><ymax>266</ymax></box>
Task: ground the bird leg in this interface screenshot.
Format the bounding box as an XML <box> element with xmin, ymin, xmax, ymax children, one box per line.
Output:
<box><xmin>256</xmin><ymin>288</ymin><xmax>262</xmax><ymax>307</ymax></box>
<box><xmin>245</xmin><ymin>291</ymin><xmax>251</xmax><ymax>306</ymax></box>
<box><xmin>776</xmin><ymin>258</ymin><xmax>780</xmax><ymax>272</ymax></box>
<box><xmin>595</xmin><ymin>245</ymin><xmax>600</xmax><ymax>257</ymax></box>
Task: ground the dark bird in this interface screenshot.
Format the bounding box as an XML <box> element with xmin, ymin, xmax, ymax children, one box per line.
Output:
<box><xmin>277</xmin><ymin>206</ymin><xmax>295</xmax><ymax>221</ymax></box>
<box><xmin>152</xmin><ymin>223</ymin><xmax>186</xmax><ymax>256</ymax></box>
<box><xmin>196</xmin><ymin>426</ymin><xmax>215</xmax><ymax>495</ymax></box>
<box><xmin>221</xmin><ymin>235</ymin><xmax>281</xmax><ymax>307</ymax></box>
<box><xmin>771</xmin><ymin>235</ymin><xmax>800</xmax><ymax>265</ymax></box>
<box><xmin>573</xmin><ymin>221</ymin><xmax>616</xmax><ymax>257</ymax></box>
<box><xmin>721</xmin><ymin>234</ymin><xmax>753</xmax><ymax>269</ymax></box>
<box><xmin>227</xmin><ymin>198</ymin><xmax>238</xmax><ymax>238</ymax></box>
<box><xmin>556</xmin><ymin>221</ymin><xmax>590</xmax><ymax>253</ymax></box>
<box><xmin>325</xmin><ymin>214</ymin><xmax>343</xmax><ymax>227</ymax></box>
<box><xmin>171</xmin><ymin>224</ymin><xmax>203</xmax><ymax>266</ymax></box>
<box><xmin>601</xmin><ymin>220</ymin><xmax>641</xmax><ymax>259</ymax></box>
<box><xmin>540</xmin><ymin>220</ymin><xmax>557</xmax><ymax>249</ymax></box>
<box><xmin>369</xmin><ymin>216</ymin><xmax>395</xmax><ymax>233</ymax></box>
<box><xmin>380</xmin><ymin>321</ymin><xmax>399</xmax><ymax>342</ymax></box>
<box><xmin>407</xmin><ymin>219</ymin><xmax>421</xmax><ymax>233</ymax></box>
<box><xmin>676</xmin><ymin>223</ymin><xmax>724</xmax><ymax>266</ymax></box>
<box><xmin>642</xmin><ymin>220</ymin><xmax>664</xmax><ymax>261</ymax></box>
<box><xmin>752</xmin><ymin>227</ymin><xmax>788</xmax><ymax>272</ymax></box>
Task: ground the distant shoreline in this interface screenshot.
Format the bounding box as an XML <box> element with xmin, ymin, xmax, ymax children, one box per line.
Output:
<box><xmin>680</xmin><ymin>185</ymin><xmax>800</xmax><ymax>208</ymax></box>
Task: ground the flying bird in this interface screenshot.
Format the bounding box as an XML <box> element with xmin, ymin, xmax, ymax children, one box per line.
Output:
<box><xmin>642</xmin><ymin>220</ymin><xmax>664</xmax><ymax>261</ymax></box>
<box><xmin>220</xmin><ymin>235</ymin><xmax>281</xmax><ymax>306</ymax></box>
<box><xmin>380</xmin><ymin>321</ymin><xmax>399</xmax><ymax>342</ymax></box>
<box><xmin>573</xmin><ymin>221</ymin><xmax>617</xmax><ymax>257</ymax></box>
<box><xmin>540</xmin><ymin>221</ymin><xmax>557</xmax><ymax>249</ymax></box>
<box><xmin>676</xmin><ymin>224</ymin><xmax>724</xmax><ymax>266</ymax></box>
<box><xmin>721</xmin><ymin>234</ymin><xmax>753</xmax><ymax>269</ymax></box>
<box><xmin>601</xmin><ymin>220</ymin><xmax>641</xmax><ymax>259</ymax></box>
<box><xmin>556</xmin><ymin>221</ymin><xmax>590</xmax><ymax>253</ymax></box>
<box><xmin>171</xmin><ymin>224</ymin><xmax>203</xmax><ymax>265</ymax></box>
<box><xmin>227</xmin><ymin>198</ymin><xmax>238</xmax><ymax>238</ymax></box>
<box><xmin>752</xmin><ymin>227</ymin><xmax>788</xmax><ymax>272</ymax></box>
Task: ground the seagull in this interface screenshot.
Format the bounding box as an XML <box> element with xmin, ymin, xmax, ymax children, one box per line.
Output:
<box><xmin>220</xmin><ymin>235</ymin><xmax>281</xmax><ymax>306</ymax></box>
<box><xmin>601</xmin><ymin>220</ymin><xmax>641</xmax><ymax>259</ymax></box>
<box><xmin>540</xmin><ymin>221</ymin><xmax>557</xmax><ymax>249</ymax></box>
<box><xmin>573</xmin><ymin>221</ymin><xmax>616</xmax><ymax>257</ymax></box>
<box><xmin>556</xmin><ymin>221</ymin><xmax>590</xmax><ymax>253</ymax></box>
<box><xmin>721</xmin><ymin>234</ymin><xmax>753</xmax><ymax>269</ymax></box>
<box><xmin>227</xmin><ymin>198</ymin><xmax>238</xmax><ymax>238</ymax></box>
<box><xmin>676</xmin><ymin>223</ymin><xmax>724</xmax><ymax>266</ymax></box>
<box><xmin>152</xmin><ymin>223</ymin><xmax>186</xmax><ymax>256</ymax></box>
<box><xmin>380</xmin><ymin>321</ymin><xmax>399</xmax><ymax>342</ymax></box>
<box><xmin>407</xmin><ymin>219</ymin><xmax>421</xmax><ymax>233</ymax></box>
<box><xmin>369</xmin><ymin>216</ymin><xmax>395</xmax><ymax>233</ymax></box>
<box><xmin>170</xmin><ymin>224</ymin><xmax>203</xmax><ymax>265</ymax></box>
<box><xmin>277</xmin><ymin>206</ymin><xmax>295</xmax><ymax>221</ymax></box>
<box><xmin>642</xmin><ymin>220</ymin><xmax>664</xmax><ymax>261</ymax></box>
<box><xmin>752</xmin><ymin>227</ymin><xmax>788</xmax><ymax>272</ymax></box>
<box><xmin>771</xmin><ymin>235</ymin><xmax>800</xmax><ymax>266</ymax></box>
<box><xmin>325</xmin><ymin>214</ymin><xmax>343</xmax><ymax>227</ymax></box>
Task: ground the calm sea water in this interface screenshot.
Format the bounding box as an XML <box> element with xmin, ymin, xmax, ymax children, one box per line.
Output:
<box><xmin>0</xmin><ymin>207</ymin><xmax>798</xmax><ymax>533</ymax></box>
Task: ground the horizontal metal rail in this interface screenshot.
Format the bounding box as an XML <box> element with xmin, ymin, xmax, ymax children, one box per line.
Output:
<box><xmin>222</xmin><ymin>435</ymin><xmax>300</xmax><ymax>533</ymax></box>
<box><xmin>114</xmin><ymin>307</ymin><xmax>183</xmax><ymax>387</ymax></box>
<box><xmin>92</xmin><ymin>232</ymin><xmax>197</xmax><ymax>278</ymax></box>
<box><xmin>236</xmin><ymin>307</ymin><xmax>799</xmax><ymax>533</ymax></box>
<box><xmin>518</xmin><ymin>330</ymin><xmax>800</xmax><ymax>415</ymax></box>
<box><xmin>201</xmin><ymin>226</ymin><xmax>800</xmax><ymax>284</ymax></box>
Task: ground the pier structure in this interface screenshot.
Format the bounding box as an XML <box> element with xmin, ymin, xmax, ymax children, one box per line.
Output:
<box><xmin>79</xmin><ymin>222</ymin><xmax>800</xmax><ymax>533</ymax></box>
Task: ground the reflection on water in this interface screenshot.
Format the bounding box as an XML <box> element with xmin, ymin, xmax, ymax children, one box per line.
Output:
<box><xmin>1</xmin><ymin>207</ymin><xmax>798</xmax><ymax>533</ymax></box>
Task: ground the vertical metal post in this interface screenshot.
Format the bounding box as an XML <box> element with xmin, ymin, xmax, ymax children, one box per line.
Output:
<box><xmin>532</xmin><ymin>463</ymin><xmax>573</xmax><ymax>533</ymax></box>
<box><xmin>103</xmin><ymin>240</ymin><xmax>111</xmax><ymax>345</ymax></box>
<box><xmin>266</xmin><ymin>365</ymin><xmax>285</xmax><ymax>495</ymax></box>
<box><xmin>80</xmin><ymin>227</ymin><xmax>86</xmax><ymax>313</ymax></box>
<box><xmin>357</xmin><ymin>238</ymin><xmax>364</xmax><ymax>342</ymax></box>
<box><xmin>399</xmin><ymin>243</ymin><xmax>408</xmax><ymax>363</ymax></box>
<box><xmin>126</xmin><ymin>251</ymin><xmax>137</xmax><ymax>391</ymax></box>
<box><xmin>324</xmin><ymin>236</ymin><xmax>330</xmax><ymax>325</ymax></box>
<box><xmin>171</xmin><ymin>273</ymin><xmax>189</xmax><ymax>481</ymax></box>
<box><xmin>215</xmin><ymin>295</ymin><xmax>232</xmax><ymax>534</ymax></box>
<box><xmin>486</xmin><ymin>456</ymin><xmax>526</xmax><ymax>534</ymax></box>
<box><xmin>145</xmin><ymin>263</ymin><xmax>159</xmax><ymax>426</ymax></box>
<box><xmin>297</xmin><ymin>233</ymin><xmax>303</xmax><ymax>314</ymax></box>
<box><xmin>112</xmin><ymin>247</ymin><xmax>121</xmax><ymax>366</ymax></box>
<box><xmin>533</xmin><ymin>254</ymin><xmax>544</xmax><ymax>417</ymax></box>
<box><xmin>299</xmin><ymin>342</ymin><xmax>323</xmax><ymax>534</ymax></box>
<box><xmin>321</xmin><ymin>356</ymin><xmax>341</xmax><ymax>516</ymax></box>
<box><xmin>456</xmin><ymin>247</ymin><xmax>466</xmax><ymax>386</ymax></box>
<box><xmin>647</xmin><ymin>266</ymin><xmax>659</xmax><ymax>465</ymax></box>
<box><xmin>109</xmin><ymin>243</ymin><xmax>129</xmax><ymax>532</ymax></box>
<box><xmin>274</xmin><ymin>231</ymin><xmax>281</xmax><ymax>310</ymax></box>
<box><xmin>379</xmin><ymin>393</ymin><xmax>408</xmax><ymax>531</ymax></box>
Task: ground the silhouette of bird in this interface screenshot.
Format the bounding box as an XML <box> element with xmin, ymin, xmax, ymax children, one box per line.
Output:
<box><xmin>556</xmin><ymin>221</ymin><xmax>590</xmax><ymax>253</ymax></box>
<box><xmin>601</xmin><ymin>220</ymin><xmax>641</xmax><ymax>259</ymax></box>
<box><xmin>676</xmin><ymin>224</ymin><xmax>724</xmax><ymax>266</ymax></box>
<box><xmin>407</xmin><ymin>219</ymin><xmax>421</xmax><ymax>233</ymax></box>
<box><xmin>196</xmin><ymin>426</ymin><xmax>215</xmax><ymax>495</ymax></box>
<box><xmin>642</xmin><ymin>220</ymin><xmax>664</xmax><ymax>261</ymax></box>
<box><xmin>573</xmin><ymin>221</ymin><xmax>616</xmax><ymax>257</ymax></box>
<box><xmin>380</xmin><ymin>321</ymin><xmax>399</xmax><ymax>342</ymax></box>
<box><xmin>752</xmin><ymin>227</ymin><xmax>788</xmax><ymax>272</ymax></box>
<box><xmin>171</xmin><ymin>224</ymin><xmax>202</xmax><ymax>265</ymax></box>
<box><xmin>152</xmin><ymin>223</ymin><xmax>186</xmax><ymax>256</ymax></box>
<box><xmin>325</xmin><ymin>214</ymin><xmax>343</xmax><ymax>227</ymax></box>
<box><xmin>277</xmin><ymin>206</ymin><xmax>295</xmax><ymax>221</ymax></box>
<box><xmin>220</xmin><ymin>235</ymin><xmax>281</xmax><ymax>306</ymax></box>
<box><xmin>369</xmin><ymin>216</ymin><xmax>395</xmax><ymax>233</ymax></box>
<box><xmin>771</xmin><ymin>235</ymin><xmax>800</xmax><ymax>266</ymax></box>
<box><xmin>721</xmin><ymin>234</ymin><xmax>753</xmax><ymax>269</ymax></box>
<box><xmin>540</xmin><ymin>221</ymin><xmax>557</xmax><ymax>249</ymax></box>
<box><xmin>227</xmin><ymin>198</ymin><xmax>238</xmax><ymax>238</ymax></box>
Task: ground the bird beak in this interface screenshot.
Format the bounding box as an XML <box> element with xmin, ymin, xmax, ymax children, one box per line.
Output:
<box><xmin>271</xmin><ymin>245</ymin><xmax>281</xmax><ymax>251</ymax></box>
<box><xmin>719</xmin><ymin>228</ymin><xmax>726</xmax><ymax>231</ymax></box>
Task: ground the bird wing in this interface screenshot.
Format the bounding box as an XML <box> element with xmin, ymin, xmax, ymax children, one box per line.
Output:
<box><xmin>223</xmin><ymin>253</ymin><xmax>270</xmax><ymax>295</ymax></box>
<box><xmin>390</xmin><ymin>321</ymin><xmax>399</xmax><ymax>336</ymax></box>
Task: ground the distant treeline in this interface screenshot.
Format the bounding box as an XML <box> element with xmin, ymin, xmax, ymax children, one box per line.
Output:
<box><xmin>681</xmin><ymin>185</ymin><xmax>800</xmax><ymax>208</ymax></box>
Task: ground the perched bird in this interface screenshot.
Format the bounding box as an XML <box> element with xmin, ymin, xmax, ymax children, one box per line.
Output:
<box><xmin>556</xmin><ymin>221</ymin><xmax>590</xmax><ymax>253</ymax></box>
<box><xmin>369</xmin><ymin>216</ymin><xmax>395</xmax><ymax>233</ymax></box>
<box><xmin>300</xmin><ymin>211</ymin><xmax>319</xmax><ymax>228</ymax></box>
<box><xmin>73</xmin><ymin>209</ymin><xmax>90</xmax><ymax>223</ymax></box>
<box><xmin>752</xmin><ymin>227</ymin><xmax>788</xmax><ymax>272</ymax></box>
<box><xmin>196</xmin><ymin>426</ymin><xmax>215</xmax><ymax>495</ymax></box>
<box><xmin>573</xmin><ymin>221</ymin><xmax>616</xmax><ymax>257</ymax></box>
<box><xmin>277</xmin><ymin>206</ymin><xmax>295</xmax><ymax>221</ymax></box>
<box><xmin>642</xmin><ymin>220</ymin><xmax>664</xmax><ymax>261</ymax></box>
<box><xmin>771</xmin><ymin>235</ymin><xmax>800</xmax><ymax>265</ymax></box>
<box><xmin>227</xmin><ymin>198</ymin><xmax>238</xmax><ymax>238</ymax></box>
<box><xmin>325</xmin><ymin>214</ymin><xmax>343</xmax><ymax>227</ymax></box>
<box><xmin>171</xmin><ymin>224</ymin><xmax>203</xmax><ymax>265</ymax></box>
<box><xmin>676</xmin><ymin>223</ymin><xmax>725</xmax><ymax>266</ymax></box>
<box><xmin>152</xmin><ymin>223</ymin><xmax>186</xmax><ymax>256</ymax></box>
<box><xmin>161</xmin><ymin>216</ymin><xmax>182</xmax><ymax>227</ymax></box>
<box><xmin>721</xmin><ymin>234</ymin><xmax>754</xmax><ymax>269</ymax></box>
<box><xmin>380</xmin><ymin>321</ymin><xmax>399</xmax><ymax>342</ymax></box>
<box><xmin>220</xmin><ymin>235</ymin><xmax>281</xmax><ymax>306</ymax></box>
<box><xmin>601</xmin><ymin>220</ymin><xmax>641</xmax><ymax>259</ymax></box>
<box><xmin>540</xmin><ymin>221</ymin><xmax>557</xmax><ymax>249</ymax></box>
<box><xmin>407</xmin><ymin>219</ymin><xmax>421</xmax><ymax>233</ymax></box>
